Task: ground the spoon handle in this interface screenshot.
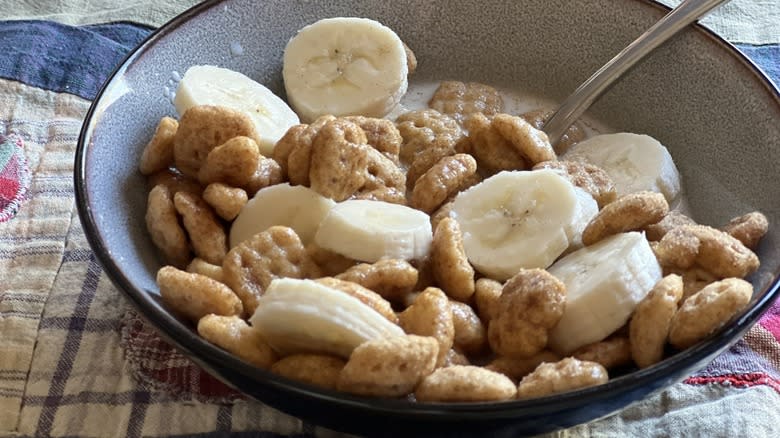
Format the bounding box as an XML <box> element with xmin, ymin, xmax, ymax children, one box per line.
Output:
<box><xmin>542</xmin><ymin>0</ymin><xmax>729</xmax><ymax>146</ymax></box>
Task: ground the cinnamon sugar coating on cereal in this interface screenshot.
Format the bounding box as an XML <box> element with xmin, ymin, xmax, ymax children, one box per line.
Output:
<box><xmin>721</xmin><ymin>211</ymin><xmax>768</xmax><ymax>250</ymax></box>
<box><xmin>335</xmin><ymin>259</ymin><xmax>418</xmax><ymax>302</ymax></box>
<box><xmin>222</xmin><ymin>226</ymin><xmax>321</xmax><ymax>317</ymax></box>
<box><xmin>157</xmin><ymin>266</ymin><xmax>243</xmax><ymax>322</ymax></box>
<box><xmin>630</xmin><ymin>274</ymin><xmax>683</xmax><ymax>368</ymax></box>
<box><xmin>315</xmin><ymin>277</ymin><xmax>399</xmax><ymax>324</ymax></box>
<box><xmin>198</xmin><ymin>314</ymin><xmax>277</xmax><ymax>369</ymax></box>
<box><xmin>146</xmin><ymin>184</ymin><xmax>190</xmax><ymax>268</ymax></box>
<box><xmin>395</xmin><ymin>109</ymin><xmax>463</xmax><ymax>166</ymax></box>
<box><xmin>173</xmin><ymin>105</ymin><xmax>260</xmax><ymax>178</ymax></box>
<box><xmin>282</xmin><ymin>115</ymin><xmax>337</xmax><ymax>186</ymax></box>
<box><xmin>405</xmin><ymin>145</ymin><xmax>455</xmax><ymax>191</ymax></box>
<box><xmin>430</xmin><ymin>217</ymin><xmax>475</xmax><ymax>302</ymax></box>
<box><xmin>474</xmin><ymin>278</ymin><xmax>503</xmax><ymax>323</ymax></box>
<box><xmin>358</xmin><ymin>146</ymin><xmax>406</xmax><ymax>201</ymax></box>
<box><xmin>488</xmin><ymin>269</ymin><xmax>566</xmax><ymax>358</ymax></box>
<box><xmin>669</xmin><ymin>278</ymin><xmax>752</xmax><ymax>349</ymax></box>
<box><xmin>245</xmin><ymin>156</ymin><xmax>284</xmax><ymax>196</ymax></box>
<box><xmin>173</xmin><ymin>191</ymin><xmax>227</xmax><ymax>265</ymax></box>
<box><xmin>643</xmin><ymin>210</ymin><xmax>697</xmax><ymax>241</ymax></box>
<box><xmin>139</xmin><ymin>116</ymin><xmax>178</xmax><ymax>175</ymax></box>
<box><xmin>465</xmin><ymin>112</ymin><xmax>527</xmax><ymax>173</ymax></box>
<box><xmin>398</xmin><ymin>287</ymin><xmax>454</xmax><ymax>367</ymax></box>
<box><xmin>533</xmin><ymin>160</ymin><xmax>617</xmax><ymax>208</ymax></box>
<box><xmin>582</xmin><ymin>191</ymin><xmax>669</xmax><ymax>245</ymax></box>
<box><xmin>271</xmin><ymin>354</ymin><xmax>346</xmax><ymax>390</ymax></box>
<box><xmin>450</xmin><ymin>300</ymin><xmax>487</xmax><ymax>355</ymax></box>
<box><xmin>516</xmin><ymin>358</ymin><xmax>608</xmax><ymax>399</ymax></box>
<box><xmin>655</xmin><ymin>224</ymin><xmax>759</xmax><ymax>279</ymax></box>
<box><xmin>491</xmin><ymin>114</ymin><xmax>556</xmax><ymax>166</ymax></box>
<box><xmin>520</xmin><ymin>108</ymin><xmax>586</xmax><ymax>154</ymax></box>
<box><xmin>338</xmin><ymin>335</ymin><xmax>438</xmax><ymax>397</ymax></box>
<box><xmin>202</xmin><ymin>183</ymin><xmax>248</xmax><ymax>221</ymax></box>
<box><xmin>415</xmin><ymin>365</ymin><xmax>517</xmax><ymax>402</ymax></box>
<box><xmin>197</xmin><ymin>136</ymin><xmax>259</xmax><ymax>187</ymax></box>
<box><xmin>411</xmin><ymin>154</ymin><xmax>478</xmax><ymax>214</ymax></box>
<box><xmin>428</xmin><ymin>81</ymin><xmax>503</xmax><ymax>123</ymax></box>
<box><xmin>309</xmin><ymin>119</ymin><xmax>369</xmax><ymax>201</ymax></box>
<box><xmin>343</xmin><ymin>116</ymin><xmax>402</xmax><ymax>163</ymax></box>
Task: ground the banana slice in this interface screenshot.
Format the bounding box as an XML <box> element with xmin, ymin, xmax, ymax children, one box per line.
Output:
<box><xmin>547</xmin><ymin>232</ymin><xmax>662</xmax><ymax>354</ymax></box>
<box><xmin>249</xmin><ymin>278</ymin><xmax>404</xmax><ymax>358</ymax></box>
<box><xmin>229</xmin><ymin>183</ymin><xmax>336</xmax><ymax>248</ymax></box>
<box><xmin>282</xmin><ymin>17</ymin><xmax>409</xmax><ymax>122</ymax></box>
<box><xmin>450</xmin><ymin>169</ymin><xmax>594</xmax><ymax>281</ymax></box>
<box><xmin>314</xmin><ymin>199</ymin><xmax>432</xmax><ymax>262</ymax></box>
<box><xmin>562</xmin><ymin>133</ymin><xmax>681</xmax><ymax>205</ymax></box>
<box><xmin>174</xmin><ymin>65</ymin><xmax>300</xmax><ymax>155</ymax></box>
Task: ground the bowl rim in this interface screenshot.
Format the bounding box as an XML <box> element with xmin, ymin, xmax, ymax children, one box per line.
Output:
<box><xmin>74</xmin><ymin>0</ymin><xmax>780</xmax><ymax>418</ymax></box>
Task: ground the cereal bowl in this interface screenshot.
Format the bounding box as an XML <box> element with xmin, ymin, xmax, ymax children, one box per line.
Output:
<box><xmin>75</xmin><ymin>0</ymin><xmax>780</xmax><ymax>436</ymax></box>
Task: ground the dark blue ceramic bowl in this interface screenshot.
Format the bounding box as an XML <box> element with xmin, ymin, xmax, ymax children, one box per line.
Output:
<box><xmin>75</xmin><ymin>0</ymin><xmax>780</xmax><ymax>436</ymax></box>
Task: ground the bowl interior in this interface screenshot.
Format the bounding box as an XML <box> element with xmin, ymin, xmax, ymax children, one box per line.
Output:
<box><xmin>77</xmin><ymin>0</ymin><xmax>780</xmax><ymax>434</ymax></box>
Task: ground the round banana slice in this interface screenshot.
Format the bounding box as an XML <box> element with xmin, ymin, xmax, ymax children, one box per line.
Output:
<box><xmin>451</xmin><ymin>170</ymin><xmax>585</xmax><ymax>281</ymax></box>
<box><xmin>282</xmin><ymin>17</ymin><xmax>409</xmax><ymax>122</ymax></box>
<box><xmin>562</xmin><ymin>133</ymin><xmax>681</xmax><ymax>204</ymax></box>
<box><xmin>547</xmin><ymin>232</ymin><xmax>663</xmax><ymax>354</ymax></box>
<box><xmin>314</xmin><ymin>199</ymin><xmax>432</xmax><ymax>263</ymax></box>
<box><xmin>230</xmin><ymin>183</ymin><xmax>336</xmax><ymax>248</ymax></box>
<box><xmin>174</xmin><ymin>65</ymin><xmax>300</xmax><ymax>156</ymax></box>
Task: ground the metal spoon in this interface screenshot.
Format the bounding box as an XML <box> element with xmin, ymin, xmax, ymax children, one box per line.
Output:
<box><xmin>543</xmin><ymin>0</ymin><xmax>729</xmax><ymax>146</ymax></box>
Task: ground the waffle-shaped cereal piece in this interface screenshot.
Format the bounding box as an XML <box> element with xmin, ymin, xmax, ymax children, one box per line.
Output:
<box><xmin>202</xmin><ymin>183</ymin><xmax>248</xmax><ymax>221</ymax></box>
<box><xmin>223</xmin><ymin>226</ymin><xmax>321</xmax><ymax>317</ymax></box>
<box><xmin>399</xmin><ymin>287</ymin><xmax>454</xmax><ymax>367</ymax></box>
<box><xmin>309</xmin><ymin>119</ymin><xmax>370</xmax><ymax>201</ymax></box>
<box><xmin>411</xmin><ymin>154</ymin><xmax>477</xmax><ymax>214</ymax></box>
<box><xmin>338</xmin><ymin>335</ymin><xmax>438</xmax><ymax>397</ymax></box>
<box><xmin>629</xmin><ymin>274</ymin><xmax>683</xmax><ymax>368</ymax></box>
<box><xmin>173</xmin><ymin>105</ymin><xmax>260</xmax><ymax>178</ymax></box>
<box><xmin>335</xmin><ymin>259</ymin><xmax>418</xmax><ymax>302</ymax></box>
<box><xmin>173</xmin><ymin>191</ymin><xmax>227</xmax><ymax>265</ymax></box>
<box><xmin>430</xmin><ymin>217</ymin><xmax>475</xmax><ymax>302</ymax></box>
<box><xmin>271</xmin><ymin>354</ymin><xmax>346</xmax><ymax>390</ymax></box>
<box><xmin>415</xmin><ymin>365</ymin><xmax>517</xmax><ymax>402</ymax></box>
<box><xmin>428</xmin><ymin>81</ymin><xmax>503</xmax><ymax>123</ymax></box>
<box><xmin>198</xmin><ymin>314</ymin><xmax>277</xmax><ymax>369</ymax></box>
<box><xmin>157</xmin><ymin>266</ymin><xmax>243</xmax><ymax>322</ymax></box>
<box><xmin>669</xmin><ymin>278</ymin><xmax>752</xmax><ymax>349</ymax></box>
<box><xmin>146</xmin><ymin>184</ymin><xmax>190</xmax><ymax>268</ymax></box>
<box><xmin>488</xmin><ymin>269</ymin><xmax>566</xmax><ymax>358</ymax></box>
<box><xmin>516</xmin><ymin>358</ymin><xmax>608</xmax><ymax>399</ymax></box>
<box><xmin>395</xmin><ymin>109</ymin><xmax>463</xmax><ymax>165</ymax></box>
<box><xmin>139</xmin><ymin>116</ymin><xmax>178</xmax><ymax>175</ymax></box>
<box><xmin>582</xmin><ymin>191</ymin><xmax>669</xmax><ymax>246</ymax></box>
<box><xmin>197</xmin><ymin>136</ymin><xmax>260</xmax><ymax>187</ymax></box>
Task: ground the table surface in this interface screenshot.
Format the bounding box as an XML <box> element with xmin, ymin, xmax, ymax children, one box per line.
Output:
<box><xmin>1</xmin><ymin>1</ymin><xmax>779</xmax><ymax>437</ymax></box>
